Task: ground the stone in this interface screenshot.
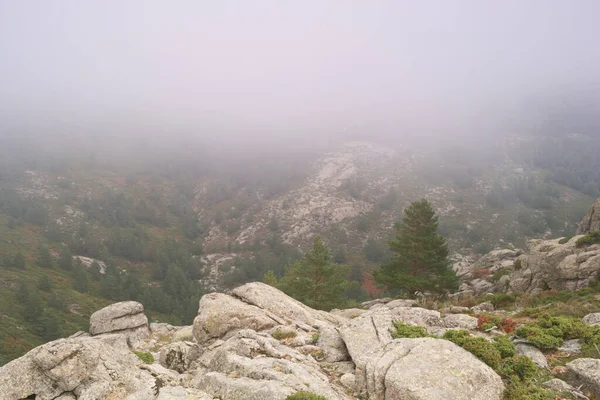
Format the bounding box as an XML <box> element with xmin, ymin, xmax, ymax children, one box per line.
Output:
<box><xmin>567</xmin><ymin>358</ymin><xmax>600</xmax><ymax>394</ymax></box>
<box><xmin>385</xmin><ymin>299</ymin><xmax>417</xmax><ymax>309</ymax></box>
<box><xmin>583</xmin><ymin>312</ymin><xmax>600</xmax><ymax>326</ymax></box>
<box><xmin>542</xmin><ymin>378</ymin><xmax>574</xmax><ymax>392</ymax></box>
<box><xmin>439</xmin><ymin>306</ymin><xmax>470</xmax><ymax>314</ymax></box>
<box><xmin>515</xmin><ymin>343</ymin><xmax>548</xmax><ymax>368</ymax></box>
<box><xmin>578</xmin><ymin>197</ymin><xmax>600</xmax><ymax>234</ymax></box>
<box><xmin>89</xmin><ymin>301</ymin><xmax>150</xmax><ymax>347</ymax></box>
<box><xmin>330</xmin><ymin>308</ymin><xmax>367</xmax><ymax>319</ymax></box>
<box><xmin>160</xmin><ymin>341</ymin><xmax>193</xmax><ymax>373</ymax></box>
<box><xmin>231</xmin><ymin>282</ymin><xmax>344</xmax><ymax>327</ymax></box>
<box><xmin>192</xmin><ymin>329</ymin><xmax>350</xmax><ymax>400</ymax></box>
<box><xmin>559</xmin><ymin>339</ymin><xmax>582</xmax><ymax>354</ymax></box>
<box><xmin>316</xmin><ymin>325</ymin><xmax>350</xmax><ymax>362</ymax></box>
<box><xmin>339</xmin><ymin>308</ymin><xmax>393</xmax><ymax>369</ymax></box>
<box><xmin>192</xmin><ymin>292</ymin><xmax>279</xmax><ymax>343</ymax></box>
<box><xmin>443</xmin><ymin>313</ymin><xmax>478</xmax><ymax>330</ymax></box>
<box><xmin>0</xmin><ymin>337</ymin><xmax>156</xmax><ymax>400</ymax></box>
<box><xmin>360</xmin><ymin>338</ymin><xmax>504</xmax><ymax>400</ymax></box>
<box><xmin>389</xmin><ymin>306</ymin><xmax>444</xmax><ymax>328</ymax></box>
<box><xmin>473</xmin><ymin>301</ymin><xmax>494</xmax><ymax>312</ymax></box>
<box><xmin>156</xmin><ymin>386</ymin><xmax>213</xmax><ymax>400</ymax></box>
<box><xmin>340</xmin><ymin>373</ymin><xmax>356</xmax><ymax>390</ymax></box>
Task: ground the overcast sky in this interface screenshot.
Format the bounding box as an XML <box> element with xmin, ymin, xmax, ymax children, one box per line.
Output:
<box><xmin>1</xmin><ymin>1</ymin><xmax>599</xmax><ymax>145</ymax></box>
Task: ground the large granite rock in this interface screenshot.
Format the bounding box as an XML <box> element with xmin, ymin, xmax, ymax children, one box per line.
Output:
<box><xmin>231</xmin><ymin>282</ymin><xmax>345</xmax><ymax>327</ymax></box>
<box><xmin>516</xmin><ymin>343</ymin><xmax>548</xmax><ymax>368</ymax></box>
<box><xmin>0</xmin><ymin>337</ymin><xmax>156</xmax><ymax>400</ymax></box>
<box><xmin>578</xmin><ymin>197</ymin><xmax>600</xmax><ymax>234</ymax></box>
<box><xmin>89</xmin><ymin>301</ymin><xmax>150</xmax><ymax>347</ymax></box>
<box><xmin>361</xmin><ymin>338</ymin><xmax>504</xmax><ymax>400</ymax></box>
<box><xmin>192</xmin><ymin>329</ymin><xmax>351</xmax><ymax>400</ymax></box>
<box><xmin>567</xmin><ymin>357</ymin><xmax>600</xmax><ymax>394</ymax></box>
<box><xmin>192</xmin><ymin>292</ymin><xmax>280</xmax><ymax>343</ymax></box>
<box><xmin>461</xmin><ymin>236</ymin><xmax>600</xmax><ymax>294</ymax></box>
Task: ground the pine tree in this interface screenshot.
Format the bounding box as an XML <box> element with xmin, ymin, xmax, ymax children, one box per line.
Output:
<box><xmin>58</xmin><ymin>247</ymin><xmax>73</xmax><ymax>270</ymax></box>
<box><xmin>15</xmin><ymin>282</ymin><xmax>29</xmax><ymax>303</ymax></box>
<box><xmin>38</xmin><ymin>244</ymin><xmax>53</xmax><ymax>269</ymax></box>
<box><xmin>278</xmin><ymin>237</ymin><xmax>350</xmax><ymax>311</ymax></box>
<box><xmin>373</xmin><ymin>199</ymin><xmax>458</xmax><ymax>296</ymax></box>
<box><xmin>263</xmin><ymin>270</ymin><xmax>278</xmax><ymax>286</ymax></box>
<box><xmin>73</xmin><ymin>263</ymin><xmax>89</xmax><ymax>293</ymax></box>
<box><xmin>24</xmin><ymin>290</ymin><xmax>44</xmax><ymax>322</ymax></box>
<box><xmin>39</xmin><ymin>311</ymin><xmax>63</xmax><ymax>341</ymax></box>
<box><xmin>13</xmin><ymin>252</ymin><xmax>26</xmax><ymax>269</ymax></box>
<box><xmin>37</xmin><ymin>274</ymin><xmax>53</xmax><ymax>292</ymax></box>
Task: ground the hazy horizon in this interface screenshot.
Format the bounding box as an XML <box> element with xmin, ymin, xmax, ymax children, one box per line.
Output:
<box><xmin>1</xmin><ymin>1</ymin><xmax>600</xmax><ymax>148</ymax></box>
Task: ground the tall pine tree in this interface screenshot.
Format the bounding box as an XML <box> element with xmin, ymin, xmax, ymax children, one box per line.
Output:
<box><xmin>278</xmin><ymin>237</ymin><xmax>350</xmax><ymax>311</ymax></box>
<box><xmin>374</xmin><ymin>199</ymin><xmax>457</xmax><ymax>296</ymax></box>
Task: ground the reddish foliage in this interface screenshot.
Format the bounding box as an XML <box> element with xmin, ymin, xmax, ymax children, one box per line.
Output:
<box><xmin>472</xmin><ymin>268</ymin><xmax>492</xmax><ymax>279</ymax></box>
<box><xmin>477</xmin><ymin>315</ymin><xmax>492</xmax><ymax>331</ymax></box>
<box><xmin>362</xmin><ymin>272</ymin><xmax>385</xmax><ymax>298</ymax></box>
<box><xmin>501</xmin><ymin>317</ymin><xmax>517</xmax><ymax>334</ymax></box>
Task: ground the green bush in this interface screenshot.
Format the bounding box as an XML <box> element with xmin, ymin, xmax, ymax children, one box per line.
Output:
<box><xmin>490</xmin><ymin>268</ymin><xmax>510</xmax><ymax>283</ymax></box>
<box><xmin>514</xmin><ymin>326</ymin><xmax>563</xmax><ymax>349</ymax></box>
<box><xmin>515</xmin><ymin>314</ymin><xmax>594</xmax><ymax>349</ymax></box>
<box><xmin>285</xmin><ymin>392</ymin><xmax>328</xmax><ymax>400</ymax></box>
<box><xmin>493</xmin><ymin>335</ymin><xmax>516</xmax><ymax>359</ymax></box>
<box><xmin>133</xmin><ymin>351</ymin><xmax>154</xmax><ymax>364</ymax></box>
<box><xmin>558</xmin><ymin>236</ymin><xmax>572</xmax><ymax>244</ymax></box>
<box><xmin>271</xmin><ymin>329</ymin><xmax>298</xmax><ymax>341</ymax></box>
<box><xmin>503</xmin><ymin>380</ymin><xmax>553</xmax><ymax>400</ymax></box>
<box><xmin>442</xmin><ymin>330</ymin><xmax>502</xmax><ymax>369</ymax></box>
<box><xmin>498</xmin><ymin>355</ymin><xmax>538</xmax><ymax>381</ymax></box>
<box><xmin>392</xmin><ymin>322</ymin><xmax>429</xmax><ymax>338</ymax></box>
<box><xmin>576</xmin><ymin>231</ymin><xmax>600</xmax><ymax>248</ymax></box>
<box><xmin>489</xmin><ymin>293</ymin><xmax>516</xmax><ymax>309</ymax></box>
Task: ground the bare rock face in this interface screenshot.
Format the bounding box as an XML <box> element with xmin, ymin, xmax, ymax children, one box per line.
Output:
<box><xmin>89</xmin><ymin>301</ymin><xmax>150</xmax><ymax>347</ymax></box>
<box><xmin>192</xmin><ymin>329</ymin><xmax>351</xmax><ymax>400</ymax></box>
<box><xmin>230</xmin><ymin>282</ymin><xmax>344</xmax><ymax>327</ymax></box>
<box><xmin>460</xmin><ymin>236</ymin><xmax>600</xmax><ymax>295</ymax></box>
<box><xmin>192</xmin><ymin>292</ymin><xmax>279</xmax><ymax>343</ymax></box>
<box><xmin>567</xmin><ymin>358</ymin><xmax>600</xmax><ymax>394</ymax></box>
<box><xmin>360</xmin><ymin>338</ymin><xmax>504</xmax><ymax>400</ymax></box>
<box><xmin>583</xmin><ymin>312</ymin><xmax>600</xmax><ymax>326</ymax></box>
<box><xmin>0</xmin><ymin>337</ymin><xmax>156</xmax><ymax>400</ymax></box>
<box><xmin>578</xmin><ymin>197</ymin><xmax>600</xmax><ymax>234</ymax></box>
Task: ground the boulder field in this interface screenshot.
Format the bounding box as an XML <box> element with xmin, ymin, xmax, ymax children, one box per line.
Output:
<box><xmin>0</xmin><ymin>282</ymin><xmax>505</xmax><ymax>400</ymax></box>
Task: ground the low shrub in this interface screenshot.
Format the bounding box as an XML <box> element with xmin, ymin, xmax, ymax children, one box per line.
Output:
<box><xmin>442</xmin><ymin>330</ymin><xmax>502</xmax><ymax>369</ymax></box>
<box><xmin>558</xmin><ymin>236</ymin><xmax>572</xmax><ymax>244</ymax></box>
<box><xmin>477</xmin><ymin>314</ymin><xmax>502</xmax><ymax>331</ymax></box>
<box><xmin>272</xmin><ymin>329</ymin><xmax>298</xmax><ymax>341</ymax></box>
<box><xmin>498</xmin><ymin>355</ymin><xmax>538</xmax><ymax>381</ymax></box>
<box><xmin>133</xmin><ymin>351</ymin><xmax>154</xmax><ymax>364</ymax></box>
<box><xmin>472</xmin><ymin>268</ymin><xmax>492</xmax><ymax>279</ymax></box>
<box><xmin>515</xmin><ymin>325</ymin><xmax>563</xmax><ymax>349</ymax></box>
<box><xmin>490</xmin><ymin>268</ymin><xmax>510</xmax><ymax>283</ymax></box>
<box><xmin>489</xmin><ymin>293</ymin><xmax>517</xmax><ymax>309</ymax></box>
<box><xmin>493</xmin><ymin>335</ymin><xmax>516</xmax><ymax>359</ymax></box>
<box><xmin>392</xmin><ymin>321</ymin><xmax>429</xmax><ymax>338</ymax></box>
<box><xmin>501</xmin><ymin>317</ymin><xmax>517</xmax><ymax>334</ymax></box>
<box><xmin>576</xmin><ymin>231</ymin><xmax>600</xmax><ymax>248</ymax></box>
<box><xmin>285</xmin><ymin>391</ymin><xmax>328</xmax><ymax>400</ymax></box>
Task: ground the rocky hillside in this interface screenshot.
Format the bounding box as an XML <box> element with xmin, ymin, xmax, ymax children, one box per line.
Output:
<box><xmin>0</xmin><ymin>136</ymin><xmax>596</xmax><ymax>365</ymax></box>
<box><xmin>5</xmin><ymin>282</ymin><xmax>600</xmax><ymax>399</ymax></box>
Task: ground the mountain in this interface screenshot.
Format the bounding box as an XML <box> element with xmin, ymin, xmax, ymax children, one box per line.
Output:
<box><xmin>0</xmin><ymin>134</ymin><xmax>598</xmax><ymax>364</ymax></box>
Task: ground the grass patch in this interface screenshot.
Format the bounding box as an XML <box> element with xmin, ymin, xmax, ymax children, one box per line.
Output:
<box><xmin>285</xmin><ymin>392</ymin><xmax>328</xmax><ymax>400</ymax></box>
<box><xmin>133</xmin><ymin>351</ymin><xmax>154</xmax><ymax>364</ymax></box>
<box><xmin>558</xmin><ymin>236</ymin><xmax>572</xmax><ymax>244</ymax></box>
<box><xmin>490</xmin><ymin>267</ymin><xmax>511</xmax><ymax>283</ymax></box>
<box><xmin>392</xmin><ymin>322</ymin><xmax>430</xmax><ymax>339</ymax></box>
<box><xmin>271</xmin><ymin>329</ymin><xmax>297</xmax><ymax>341</ymax></box>
<box><xmin>576</xmin><ymin>231</ymin><xmax>600</xmax><ymax>248</ymax></box>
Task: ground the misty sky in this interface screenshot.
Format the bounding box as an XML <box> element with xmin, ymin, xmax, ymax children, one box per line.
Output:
<box><xmin>1</xmin><ymin>1</ymin><xmax>599</xmax><ymax>144</ymax></box>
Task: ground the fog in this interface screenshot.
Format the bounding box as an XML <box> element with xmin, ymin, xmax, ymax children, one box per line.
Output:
<box><xmin>1</xmin><ymin>1</ymin><xmax>599</xmax><ymax>149</ymax></box>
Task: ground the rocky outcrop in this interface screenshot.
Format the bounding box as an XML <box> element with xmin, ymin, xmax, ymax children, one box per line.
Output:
<box><xmin>89</xmin><ymin>301</ymin><xmax>150</xmax><ymax>347</ymax></box>
<box><xmin>567</xmin><ymin>358</ymin><xmax>600</xmax><ymax>394</ymax></box>
<box><xmin>515</xmin><ymin>343</ymin><xmax>548</xmax><ymax>368</ymax></box>
<box><xmin>460</xmin><ymin>236</ymin><xmax>600</xmax><ymax>295</ymax></box>
<box><xmin>578</xmin><ymin>197</ymin><xmax>600</xmax><ymax>234</ymax></box>
<box><xmin>0</xmin><ymin>282</ymin><xmax>506</xmax><ymax>400</ymax></box>
<box><xmin>0</xmin><ymin>337</ymin><xmax>157</xmax><ymax>400</ymax></box>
